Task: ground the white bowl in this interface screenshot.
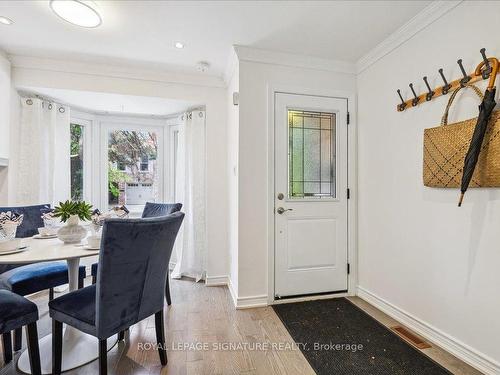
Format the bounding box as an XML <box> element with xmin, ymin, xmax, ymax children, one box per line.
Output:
<box><xmin>38</xmin><ymin>227</ymin><xmax>57</xmax><ymax>237</ymax></box>
<box><xmin>0</xmin><ymin>238</ymin><xmax>21</xmax><ymax>252</ymax></box>
<box><xmin>87</xmin><ymin>235</ymin><xmax>101</xmax><ymax>249</ymax></box>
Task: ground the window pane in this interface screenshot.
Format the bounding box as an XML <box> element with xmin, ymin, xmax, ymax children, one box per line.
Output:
<box><xmin>107</xmin><ymin>130</ymin><xmax>159</xmax><ymax>215</ymax></box>
<box><xmin>288</xmin><ymin>110</ymin><xmax>336</xmax><ymax>198</ymax></box>
<box><xmin>303</xmin><ymin>129</ymin><xmax>320</xmax><ymax>181</ymax></box>
<box><xmin>70</xmin><ymin>124</ymin><xmax>84</xmax><ymax>201</ymax></box>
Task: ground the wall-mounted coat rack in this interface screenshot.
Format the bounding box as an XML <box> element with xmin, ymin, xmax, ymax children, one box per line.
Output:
<box><xmin>396</xmin><ymin>48</ymin><xmax>499</xmax><ymax>112</ymax></box>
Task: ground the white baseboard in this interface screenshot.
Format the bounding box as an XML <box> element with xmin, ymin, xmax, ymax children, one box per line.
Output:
<box><xmin>226</xmin><ymin>277</ymin><xmax>268</xmax><ymax>309</ymax></box>
<box><xmin>227</xmin><ymin>277</ymin><xmax>238</xmax><ymax>307</ymax></box>
<box><xmin>235</xmin><ymin>294</ymin><xmax>268</xmax><ymax>309</ymax></box>
<box><xmin>357</xmin><ymin>286</ymin><xmax>500</xmax><ymax>375</ymax></box>
<box><xmin>205</xmin><ymin>275</ymin><xmax>229</xmax><ymax>286</ymax></box>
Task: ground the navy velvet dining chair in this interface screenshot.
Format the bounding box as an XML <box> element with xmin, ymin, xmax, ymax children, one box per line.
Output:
<box><xmin>141</xmin><ymin>202</ymin><xmax>183</xmax><ymax>219</ymax></box>
<box><xmin>0</xmin><ymin>204</ymin><xmax>86</xmax><ymax>351</ymax></box>
<box><xmin>49</xmin><ymin>212</ymin><xmax>184</xmax><ymax>375</ymax></box>
<box><xmin>90</xmin><ymin>202</ymin><xmax>182</xmax><ymax>306</ymax></box>
<box><xmin>0</xmin><ymin>289</ymin><xmax>41</xmax><ymax>374</ymax></box>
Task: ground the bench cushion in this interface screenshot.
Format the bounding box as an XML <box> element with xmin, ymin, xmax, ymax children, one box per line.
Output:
<box><xmin>0</xmin><ymin>262</ymin><xmax>86</xmax><ymax>296</ymax></box>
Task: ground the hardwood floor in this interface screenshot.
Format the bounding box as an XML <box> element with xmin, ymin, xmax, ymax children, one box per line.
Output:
<box><xmin>0</xmin><ymin>278</ymin><xmax>481</xmax><ymax>375</ymax></box>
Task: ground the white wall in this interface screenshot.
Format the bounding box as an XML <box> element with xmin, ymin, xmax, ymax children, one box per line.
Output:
<box><xmin>0</xmin><ymin>51</ymin><xmax>10</xmax><ymax>161</ymax></box>
<box><xmin>11</xmin><ymin>58</ymin><xmax>229</xmax><ymax>279</ymax></box>
<box><xmin>236</xmin><ymin>57</ymin><xmax>356</xmax><ymax>301</ymax></box>
<box><xmin>6</xmin><ymin>87</ymin><xmax>20</xmax><ymax>205</ymax></box>
<box><xmin>0</xmin><ymin>51</ymin><xmax>11</xmax><ymax>204</ymax></box>
<box><xmin>226</xmin><ymin>56</ymin><xmax>239</xmax><ymax>292</ymax></box>
<box><xmin>357</xmin><ymin>1</ymin><xmax>500</xmax><ymax>370</ymax></box>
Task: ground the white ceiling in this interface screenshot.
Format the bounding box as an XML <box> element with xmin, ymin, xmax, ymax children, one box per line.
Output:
<box><xmin>21</xmin><ymin>87</ymin><xmax>195</xmax><ymax>116</ymax></box>
<box><xmin>0</xmin><ymin>1</ymin><xmax>431</xmax><ymax>77</ymax></box>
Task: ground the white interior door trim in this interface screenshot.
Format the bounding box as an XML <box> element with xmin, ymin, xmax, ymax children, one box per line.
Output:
<box><xmin>267</xmin><ymin>84</ymin><xmax>357</xmax><ymax>305</ymax></box>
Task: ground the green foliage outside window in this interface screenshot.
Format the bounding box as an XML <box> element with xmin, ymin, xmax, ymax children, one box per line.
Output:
<box><xmin>108</xmin><ymin>162</ymin><xmax>132</xmax><ymax>199</ymax></box>
<box><xmin>70</xmin><ymin>124</ymin><xmax>84</xmax><ymax>200</ymax></box>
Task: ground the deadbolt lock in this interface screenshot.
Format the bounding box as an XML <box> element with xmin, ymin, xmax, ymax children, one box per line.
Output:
<box><xmin>277</xmin><ymin>193</ymin><xmax>284</xmax><ymax>200</ymax></box>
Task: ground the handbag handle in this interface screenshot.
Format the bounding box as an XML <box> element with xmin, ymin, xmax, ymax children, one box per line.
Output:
<box><xmin>441</xmin><ymin>84</ymin><xmax>484</xmax><ymax>126</ymax></box>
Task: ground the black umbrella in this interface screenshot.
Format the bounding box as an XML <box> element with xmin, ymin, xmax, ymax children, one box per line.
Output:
<box><xmin>458</xmin><ymin>58</ymin><xmax>499</xmax><ymax>206</ymax></box>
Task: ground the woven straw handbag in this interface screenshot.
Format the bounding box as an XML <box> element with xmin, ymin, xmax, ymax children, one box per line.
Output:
<box><xmin>423</xmin><ymin>84</ymin><xmax>500</xmax><ymax>188</ymax></box>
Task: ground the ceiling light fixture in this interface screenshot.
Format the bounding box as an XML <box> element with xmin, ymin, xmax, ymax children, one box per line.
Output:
<box><xmin>50</xmin><ymin>0</ymin><xmax>102</xmax><ymax>28</ymax></box>
<box><xmin>196</xmin><ymin>61</ymin><xmax>210</xmax><ymax>73</ymax></box>
<box><xmin>174</xmin><ymin>42</ymin><xmax>185</xmax><ymax>49</ymax></box>
<box><xmin>0</xmin><ymin>16</ymin><xmax>13</xmax><ymax>25</ymax></box>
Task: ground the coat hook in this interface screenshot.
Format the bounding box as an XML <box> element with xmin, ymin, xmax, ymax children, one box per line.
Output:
<box><xmin>409</xmin><ymin>83</ymin><xmax>419</xmax><ymax>106</ymax></box>
<box><xmin>457</xmin><ymin>59</ymin><xmax>471</xmax><ymax>86</ymax></box>
<box><xmin>438</xmin><ymin>68</ymin><xmax>452</xmax><ymax>95</ymax></box>
<box><xmin>479</xmin><ymin>48</ymin><xmax>492</xmax><ymax>79</ymax></box>
<box><xmin>423</xmin><ymin>76</ymin><xmax>435</xmax><ymax>101</ymax></box>
<box><xmin>397</xmin><ymin>89</ymin><xmax>406</xmax><ymax>111</ymax></box>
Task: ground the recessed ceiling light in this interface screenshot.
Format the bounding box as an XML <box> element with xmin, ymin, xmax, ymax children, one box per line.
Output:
<box><xmin>174</xmin><ymin>42</ymin><xmax>185</xmax><ymax>49</ymax></box>
<box><xmin>0</xmin><ymin>16</ymin><xmax>13</xmax><ymax>25</ymax></box>
<box><xmin>50</xmin><ymin>0</ymin><xmax>102</xmax><ymax>28</ymax></box>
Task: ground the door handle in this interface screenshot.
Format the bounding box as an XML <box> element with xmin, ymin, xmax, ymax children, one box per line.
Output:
<box><xmin>276</xmin><ymin>207</ymin><xmax>293</xmax><ymax>215</ymax></box>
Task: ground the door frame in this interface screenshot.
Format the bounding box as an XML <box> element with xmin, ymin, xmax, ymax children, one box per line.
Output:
<box><xmin>267</xmin><ymin>84</ymin><xmax>357</xmax><ymax>305</ymax></box>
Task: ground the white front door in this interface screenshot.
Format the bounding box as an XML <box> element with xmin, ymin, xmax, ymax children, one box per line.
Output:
<box><xmin>274</xmin><ymin>93</ymin><xmax>349</xmax><ymax>298</ymax></box>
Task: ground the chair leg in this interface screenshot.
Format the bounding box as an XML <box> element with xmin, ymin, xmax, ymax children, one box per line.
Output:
<box><xmin>78</xmin><ymin>276</ymin><xmax>84</xmax><ymax>289</ymax></box>
<box><xmin>49</xmin><ymin>287</ymin><xmax>54</xmax><ymax>301</ymax></box>
<box><xmin>92</xmin><ymin>275</ymin><xmax>97</xmax><ymax>285</ymax></box>
<box><xmin>25</xmin><ymin>323</ymin><xmax>41</xmax><ymax>375</ymax></box>
<box><xmin>2</xmin><ymin>332</ymin><xmax>12</xmax><ymax>363</ymax></box>
<box><xmin>52</xmin><ymin>319</ymin><xmax>63</xmax><ymax>375</ymax></box>
<box><xmin>118</xmin><ymin>330</ymin><xmax>125</xmax><ymax>341</ymax></box>
<box><xmin>14</xmin><ymin>327</ymin><xmax>22</xmax><ymax>351</ymax></box>
<box><xmin>99</xmin><ymin>339</ymin><xmax>107</xmax><ymax>375</ymax></box>
<box><xmin>165</xmin><ymin>270</ymin><xmax>171</xmax><ymax>306</ymax></box>
<box><xmin>154</xmin><ymin>309</ymin><xmax>167</xmax><ymax>366</ymax></box>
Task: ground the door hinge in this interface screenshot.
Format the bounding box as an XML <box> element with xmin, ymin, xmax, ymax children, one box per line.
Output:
<box><xmin>347</xmin><ymin>112</ymin><xmax>350</xmax><ymax>125</ymax></box>
<box><xmin>347</xmin><ymin>263</ymin><xmax>350</xmax><ymax>274</ymax></box>
<box><xmin>346</xmin><ymin>188</ymin><xmax>350</xmax><ymax>199</ymax></box>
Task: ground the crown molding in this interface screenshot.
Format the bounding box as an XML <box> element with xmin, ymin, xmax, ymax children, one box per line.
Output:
<box><xmin>356</xmin><ymin>0</ymin><xmax>462</xmax><ymax>74</ymax></box>
<box><xmin>234</xmin><ymin>45</ymin><xmax>356</xmax><ymax>75</ymax></box>
<box><xmin>9</xmin><ymin>55</ymin><xmax>226</xmax><ymax>89</ymax></box>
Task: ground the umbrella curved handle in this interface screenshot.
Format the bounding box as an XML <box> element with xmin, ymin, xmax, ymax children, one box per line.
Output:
<box><xmin>475</xmin><ymin>57</ymin><xmax>499</xmax><ymax>90</ymax></box>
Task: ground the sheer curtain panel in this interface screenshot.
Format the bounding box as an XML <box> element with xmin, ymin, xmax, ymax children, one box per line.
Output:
<box><xmin>171</xmin><ymin>110</ymin><xmax>207</xmax><ymax>282</ymax></box>
<box><xmin>17</xmin><ymin>98</ymin><xmax>70</xmax><ymax>205</ymax></box>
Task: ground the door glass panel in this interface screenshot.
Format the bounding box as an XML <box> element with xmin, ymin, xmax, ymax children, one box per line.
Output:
<box><xmin>107</xmin><ymin>130</ymin><xmax>159</xmax><ymax>216</ymax></box>
<box><xmin>288</xmin><ymin>110</ymin><xmax>336</xmax><ymax>198</ymax></box>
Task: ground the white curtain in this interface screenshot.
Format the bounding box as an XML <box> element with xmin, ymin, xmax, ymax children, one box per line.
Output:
<box><xmin>171</xmin><ymin>110</ymin><xmax>207</xmax><ymax>282</ymax></box>
<box><xmin>17</xmin><ymin>98</ymin><xmax>70</xmax><ymax>205</ymax></box>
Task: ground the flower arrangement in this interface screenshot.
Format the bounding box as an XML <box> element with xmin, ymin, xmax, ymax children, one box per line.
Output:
<box><xmin>90</xmin><ymin>206</ymin><xmax>129</xmax><ymax>235</ymax></box>
<box><xmin>53</xmin><ymin>200</ymin><xmax>93</xmax><ymax>223</ymax></box>
<box><xmin>91</xmin><ymin>209</ymin><xmax>107</xmax><ymax>235</ymax></box>
<box><xmin>41</xmin><ymin>209</ymin><xmax>59</xmax><ymax>229</ymax></box>
<box><xmin>111</xmin><ymin>205</ymin><xmax>130</xmax><ymax>218</ymax></box>
<box><xmin>0</xmin><ymin>211</ymin><xmax>24</xmax><ymax>240</ymax></box>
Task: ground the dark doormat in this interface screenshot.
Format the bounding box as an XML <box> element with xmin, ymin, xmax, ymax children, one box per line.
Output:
<box><xmin>273</xmin><ymin>298</ymin><xmax>451</xmax><ymax>375</ymax></box>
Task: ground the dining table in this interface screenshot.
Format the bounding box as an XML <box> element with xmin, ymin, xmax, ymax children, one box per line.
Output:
<box><xmin>0</xmin><ymin>236</ymin><xmax>117</xmax><ymax>374</ymax></box>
